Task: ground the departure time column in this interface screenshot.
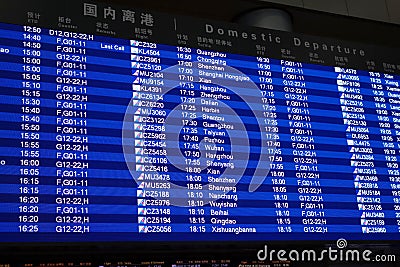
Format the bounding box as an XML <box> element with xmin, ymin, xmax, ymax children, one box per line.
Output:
<box><xmin>256</xmin><ymin>56</ymin><xmax>291</xmax><ymax>233</ymax></box>
<box><xmin>176</xmin><ymin>47</ymin><xmax>207</xmax><ymax>232</ymax></box>
<box><xmin>18</xmin><ymin>25</ymin><xmax>43</xmax><ymax>233</ymax></box>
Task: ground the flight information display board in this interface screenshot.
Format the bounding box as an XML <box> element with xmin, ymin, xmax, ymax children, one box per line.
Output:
<box><xmin>1</xmin><ymin>0</ymin><xmax>400</xmax><ymax>242</ymax></box>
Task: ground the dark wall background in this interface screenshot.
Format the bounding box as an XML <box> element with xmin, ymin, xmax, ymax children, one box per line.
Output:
<box><xmin>97</xmin><ymin>0</ymin><xmax>400</xmax><ymax>48</ymax></box>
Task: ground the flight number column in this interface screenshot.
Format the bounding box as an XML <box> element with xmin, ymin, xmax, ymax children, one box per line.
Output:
<box><xmin>336</xmin><ymin>67</ymin><xmax>385</xmax><ymax>234</ymax></box>
<box><xmin>131</xmin><ymin>40</ymin><xmax>172</xmax><ymax>234</ymax></box>
<box><xmin>18</xmin><ymin>25</ymin><xmax>43</xmax><ymax>233</ymax></box>
<box><xmin>53</xmin><ymin>33</ymin><xmax>90</xmax><ymax>234</ymax></box>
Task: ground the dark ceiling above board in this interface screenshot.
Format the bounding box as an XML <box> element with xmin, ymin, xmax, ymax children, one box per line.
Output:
<box><xmin>96</xmin><ymin>0</ymin><xmax>400</xmax><ymax>47</ymax></box>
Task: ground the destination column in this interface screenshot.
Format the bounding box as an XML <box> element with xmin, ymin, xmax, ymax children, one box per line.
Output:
<box><xmin>368</xmin><ymin>71</ymin><xmax>400</xmax><ymax>233</ymax></box>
